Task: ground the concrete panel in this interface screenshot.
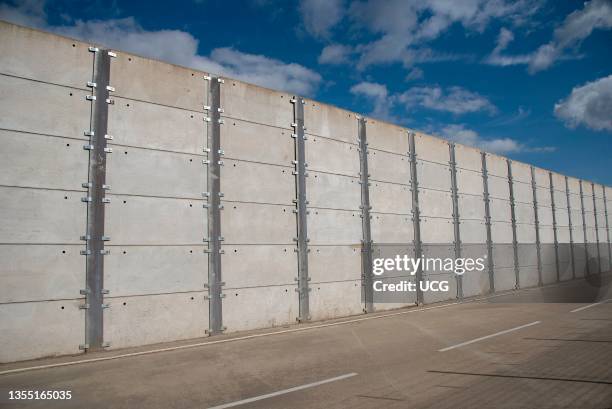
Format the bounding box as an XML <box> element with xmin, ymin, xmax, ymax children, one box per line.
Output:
<box><xmin>0</xmin><ymin>75</ymin><xmax>91</xmax><ymax>138</ymax></box>
<box><xmin>369</xmin><ymin>150</ymin><xmax>410</xmax><ymax>184</ymax></box>
<box><xmin>417</xmin><ymin>161</ymin><xmax>451</xmax><ymax>191</ymax></box>
<box><xmin>539</xmin><ymin>207</ymin><xmax>554</xmax><ymax>227</ymax></box>
<box><xmin>574</xmin><ymin>244</ymin><xmax>587</xmax><ymax>277</ymax></box>
<box><xmin>421</xmin><ymin>217</ymin><xmax>454</xmax><ymax>243</ymax></box>
<box><xmin>222</xmin><ymin>159</ymin><xmax>293</xmax><ymax>205</ymax></box>
<box><xmin>423</xmin><ymin>273</ymin><xmax>457</xmax><ymax>304</ymax></box>
<box><xmin>107</xmin><ymin>146</ymin><xmax>205</xmax><ymax>198</ymax></box>
<box><xmin>0</xmin><ymin>245</ymin><xmax>83</xmax><ymax>303</ymax></box>
<box><xmin>223</xmin><ymin>119</ymin><xmax>293</xmax><ymax>166</ymax></box>
<box><xmin>366</xmin><ymin>119</ymin><xmax>408</xmax><ymax>154</ymax></box>
<box><xmin>488</xmin><ymin>174</ymin><xmax>510</xmax><ymax>200</ymax></box>
<box><xmin>456</xmin><ymin>169</ymin><xmax>484</xmax><ymax>196</ymax></box>
<box><xmin>304</xmin><ymin>100</ymin><xmax>357</xmax><ymax>143</ymax></box>
<box><xmin>494</xmin><ymin>266</ymin><xmax>516</xmax><ymax>291</ymax></box>
<box><xmin>308</xmin><ymin>172</ymin><xmax>361</xmax><ymax>211</ymax></box>
<box><xmin>105</xmin><ymin>292</ymin><xmax>208</xmax><ymax>349</ymax></box>
<box><xmin>108</xmin><ymin>96</ymin><xmax>207</xmax><ymax>154</ymax></box>
<box><xmin>462</xmin><ymin>268</ymin><xmax>490</xmax><ymax>297</ymax></box>
<box><xmin>486</xmin><ymin>154</ymin><xmax>508</xmax><ymax>178</ymax></box>
<box><xmin>493</xmin><ymin>244</ymin><xmax>515</xmax><ymax>268</ymax></box>
<box><xmin>307</xmin><ymin>136</ymin><xmax>359</xmax><ymax>177</ymax></box>
<box><xmin>369</xmin><ymin>181</ymin><xmax>411</xmax><ymax>214</ymax></box>
<box><xmin>111</xmin><ymin>52</ymin><xmax>207</xmax><ymax>112</ymax></box>
<box><xmin>308</xmin><ymin>209</ymin><xmax>362</xmax><ymax>245</ymax></box>
<box><xmin>419</xmin><ymin>189</ymin><xmax>452</xmax><ymax>220</ymax></box>
<box><xmin>489</xmin><ymin>198</ymin><xmax>512</xmax><ymax>222</ymax></box>
<box><xmin>455</xmin><ymin>144</ymin><xmax>483</xmax><ymax>172</ymax></box>
<box><xmin>539</xmin><ymin>225</ymin><xmax>555</xmax><ymax>243</ymax></box>
<box><xmin>460</xmin><ymin>220</ymin><xmax>487</xmax><ymax>244</ymax></box>
<box><xmin>593</xmin><ymin>184</ymin><xmax>604</xmax><ymax>198</ymax></box>
<box><xmin>554</xmin><ymin>191</ymin><xmax>568</xmax><ymax>212</ymax></box>
<box><xmin>222</xmin><ymin>202</ymin><xmax>295</xmax><ymax>244</ymax></box>
<box><xmin>105</xmin><ymin>245</ymin><xmax>207</xmax><ymax>296</ymax></box>
<box><xmin>223</xmin><ymin>245</ymin><xmax>295</xmax><ymax>288</ymax></box>
<box><xmin>0</xmin><ymin>186</ymin><xmax>85</xmax><ymax>244</ymax></box>
<box><xmin>511</xmin><ymin>161</ymin><xmax>531</xmax><ymax>183</ymax></box>
<box><xmin>310</xmin><ymin>280</ymin><xmax>363</xmax><ymax>320</ymax></box>
<box><xmin>519</xmin><ymin>266</ymin><xmax>539</xmax><ymax>288</ymax></box>
<box><xmin>0</xmin><ymin>130</ymin><xmax>88</xmax><ymax>191</ymax></box>
<box><xmin>586</xmin><ymin>227</ymin><xmax>597</xmax><ymax>242</ymax></box>
<box><xmin>0</xmin><ymin>300</ymin><xmax>84</xmax><ymax>363</ymax></box>
<box><xmin>309</xmin><ymin>245</ymin><xmax>361</xmax><ymax>283</ymax></box>
<box><xmin>415</xmin><ymin>132</ymin><xmax>449</xmax><ymax>164</ymax></box>
<box><xmin>569</xmin><ymin>193</ymin><xmax>582</xmax><ymax>209</ymax></box>
<box><xmin>534</xmin><ymin>168</ymin><xmax>550</xmax><ymax>188</ymax></box>
<box><xmin>557</xmin><ymin>226</ymin><xmax>571</xmax><ymax>242</ymax></box>
<box><xmin>106</xmin><ymin>195</ymin><xmax>205</xmax><ymax>245</ymax></box>
<box><xmin>371</xmin><ymin>213</ymin><xmax>414</xmax><ymax>243</ymax></box>
<box><xmin>567</xmin><ymin>177</ymin><xmax>581</xmax><ymax>193</ymax></box>
<box><xmin>223</xmin><ymin>81</ymin><xmax>293</xmax><ymax>128</ymax></box>
<box><xmin>515</xmin><ymin>202</ymin><xmax>535</xmax><ymax>224</ymax></box>
<box><xmin>556</xmin><ymin>208</ymin><xmax>570</xmax><ymax>227</ymax></box>
<box><xmin>572</xmin><ymin>224</ymin><xmax>584</xmax><ymax>243</ymax></box>
<box><xmin>571</xmin><ymin>209</ymin><xmax>584</xmax><ymax>229</ymax></box>
<box><xmin>513</xmin><ymin>181</ymin><xmax>533</xmax><ymax>204</ymax></box>
<box><xmin>516</xmin><ymin>223</ymin><xmax>536</xmax><ymax>243</ymax></box>
<box><xmin>537</xmin><ymin>187</ymin><xmax>551</xmax><ymax>207</ymax></box>
<box><xmin>459</xmin><ymin>194</ymin><xmax>485</xmax><ymax>220</ymax></box>
<box><xmin>491</xmin><ymin>221</ymin><xmax>514</xmax><ymax>243</ymax></box>
<box><xmin>223</xmin><ymin>285</ymin><xmax>297</xmax><ymax>331</ymax></box>
<box><xmin>551</xmin><ymin>173</ymin><xmax>565</xmax><ymax>191</ymax></box>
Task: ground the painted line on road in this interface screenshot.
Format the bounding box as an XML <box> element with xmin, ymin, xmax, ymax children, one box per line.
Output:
<box><xmin>569</xmin><ymin>299</ymin><xmax>612</xmax><ymax>313</ymax></box>
<box><xmin>207</xmin><ymin>373</ymin><xmax>358</xmax><ymax>409</ymax></box>
<box><xmin>438</xmin><ymin>321</ymin><xmax>541</xmax><ymax>352</ymax></box>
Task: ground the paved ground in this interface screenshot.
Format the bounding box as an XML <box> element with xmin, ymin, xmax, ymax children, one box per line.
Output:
<box><xmin>1</xmin><ymin>275</ymin><xmax>612</xmax><ymax>409</ymax></box>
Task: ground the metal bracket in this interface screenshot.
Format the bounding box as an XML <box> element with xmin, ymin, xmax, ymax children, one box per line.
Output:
<box><xmin>409</xmin><ymin>132</ymin><xmax>424</xmax><ymax>305</ymax></box>
<box><xmin>449</xmin><ymin>143</ymin><xmax>462</xmax><ymax>298</ymax></box>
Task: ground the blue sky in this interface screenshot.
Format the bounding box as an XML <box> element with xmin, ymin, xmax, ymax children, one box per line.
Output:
<box><xmin>1</xmin><ymin>0</ymin><xmax>611</xmax><ymax>184</ymax></box>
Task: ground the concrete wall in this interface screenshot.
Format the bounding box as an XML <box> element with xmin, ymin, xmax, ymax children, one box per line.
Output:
<box><xmin>1</xmin><ymin>21</ymin><xmax>611</xmax><ymax>362</ymax></box>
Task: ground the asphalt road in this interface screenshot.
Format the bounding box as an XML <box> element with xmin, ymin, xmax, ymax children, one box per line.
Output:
<box><xmin>1</xmin><ymin>275</ymin><xmax>611</xmax><ymax>409</ymax></box>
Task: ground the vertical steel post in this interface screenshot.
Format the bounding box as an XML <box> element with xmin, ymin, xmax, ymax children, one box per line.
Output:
<box><xmin>592</xmin><ymin>183</ymin><xmax>601</xmax><ymax>274</ymax></box>
<box><xmin>565</xmin><ymin>176</ymin><xmax>576</xmax><ymax>279</ymax></box>
<box><xmin>449</xmin><ymin>143</ymin><xmax>462</xmax><ymax>299</ymax></box>
<box><xmin>82</xmin><ymin>48</ymin><xmax>112</xmax><ymax>352</ymax></box>
<box><xmin>603</xmin><ymin>187</ymin><xmax>612</xmax><ymax>272</ymax></box>
<box><xmin>409</xmin><ymin>132</ymin><xmax>424</xmax><ymax>305</ymax></box>
<box><xmin>549</xmin><ymin>172</ymin><xmax>560</xmax><ymax>282</ymax></box>
<box><xmin>207</xmin><ymin>77</ymin><xmax>224</xmax><ymax>334</ymax></box>
<box><xmin>507</xmin><ymin>160</ymin><xmax>520</xmax><ymax>289</ymax></box>
<box><xmin>481</xmin><ymin>152</ymin><xmax>495</xmax><ymax>293</ymax></box>
<box><xmin>292</xmin><ymin>97</ymin><xmax>310</xmax><ymax>321</ymax></box>
<box><xmin>579</xmin><ymin>180</ymin><xmax>590</xmax><ymax>275</ymax></box>
<box><xmin>358</xmin><ymin>117</ymin><xmax>373</xmax><ymax>313</ymax></box>
<box><xmin>531</xmin><ymin>166</ymin><xmax>543</xmax><ymax>286</ymax></box>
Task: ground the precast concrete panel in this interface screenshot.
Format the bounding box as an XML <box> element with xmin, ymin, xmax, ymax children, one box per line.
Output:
<box><xmin>106</xmin><ymin>195</ymin><xmax>205</xmax><ymax>244</ymax></box>
<box><xmin>519</xmin><ymin>266</ymin><xmax>539</xmax><ymax>288</ymax></box>
<box><xmin>0</xmin><ymin>130</ymin><xmax>88</xmax><ymax>191</ymax></box>
<box><xmin>371</xmin><ymin>213</ymin><xmax>414</xmax><ymax>243</ymax></box>
<box><xmin>0</xmin><ymin>245</ymin><xmax>83</xmax><ymax>303</ymax></box>
<box><xmin>511</xmin><ymin>161</ymin><xmax>532</xmax><ymax>183</ymax></box>
<box><xmin>571</xmin><ymin>210</ymin><xmax>584</xmax><ymax>230</ymax></box>
<box><xmin>105</xmin><ymin>246</ymin><xmax>207</xmax><ymax>296</ymax></box>
<box><xmin>539</xmin><ymin>206</ymin><xmax>554</xmax><ymax>226</ymax></box>
<box><xmin>420</xmin><ymin>217</ymin><xmax>454</xmax><ymax>243</ymax></box>
<box><xmin>461</xmin><ymin>243</ymin><xmax>490</xmax><ymax>297</ymax></box>
<box><xmin>419</xmin><ymin>189</ymin><xmax>453</xmax><ymax>218</ymax></box>
<box><xmin>534</xmin><ymin>168</ymin><xmax>550</xmax><ymax>188</ymax></box>
<box><xmin>414</xmin><ymin>132</ymin><xmax>449</xmax><ymax>164</ymax></box>
<box><xmin>309</xmin><ymin>281</ymin><xmax>363</xmax><ymax>320</ymax></box>
<box><xmin>106</xmin><ymin>146</ymin><xmax>206</xmax><ymax>199</ymax></box>
<box><xmin>537</xmin><ymin>187</ymin><xmax>552</xmax><ymax>207</ymax></box>
<box><xmin>0</xmin><ymin>75</ymin><xmax>91</xmax><ymax>138</ymax></box>
<box><xmin>422</xmin><ymin>272</ymin><xmax>457</xmax><ymax>304</ymax></box>
<box><xmin>308</xmin><ymin>172</ymin><xmax>361</xmax><ymax>211</ymax></box>
<box><xmin>486</xmin><ymin>154</ymin><xmax>509</xmax><ymax>178</ymax></box>
<box><xmin>303</xmin><ymin>101</ymin><xmax>357</xmax><ymax>144</ymax></box>
<box><xmin>306</xmin><ymin>136</ymin><xmax>359</xmax><ymax>177</ymax></box>
<box><xmin>309</xmin><ymin>245</ymin><xmax>361</xmax><ymax>283</ymax></box>
<box><xmin>369</xmin><ymin>181</ymin><xmax>412</xmax><ymax>214</ymax></box>
<box><xmin>539</xmin><ymin>226</ymin><xmax>555</xmax><ymax>243</ymax></box>
<box><xmin>111</xmin><ymin>52</ymin><xmax>207</xmax><ymax>112</ymax></box>
<box><xmin>554</xmin><ymin>191</ymin><xmax>569</xmax><ymax>216</ymax></box>
<box><xmin>488</xmin><ymin>174</ymin><xmax>510</xmax><ymax>200</ymax></box>
<box><xmin>365</xmin><ymin>119</ymin><xmax>408</xmax><ymax>154</ymax></box>
<box><xmin>222</xmin><ymin>160</ymin><xmax>294</xmax><ymax>205</ymax></box>
<box><xmin>493</xmin><ymin>244</ymin><xmax>515</xmax><ymax>268</ymax></box>
<box><xmin>308</xmin><ymin>209</ymin><xmax>362</xmax><ymax>245</ymax></box>
<box><xmin>223</xmin><ymin>119</ymin><xmax>293</xmax><ymax>166</ymax></box>
<box><xmin>417</xmin><ymin>161</ymin><xmax>451</xmax><ymax>191</ymax></box>
<box><xmin>513</xmin><ymin>181</ymin><xmax>533</xmax><ymax>204</ymax></box>
<box><xmin>557</xmin><ymin>226</ymin><xmax>571</xmax><ymax>242</ymax></box>
<box><xmin>491</xmin><ymin>221</ymin><xmax>514</xmax><ymax>243</ymax></box>
<box><xmin>0</xmin><ymin>300</ymin><xmax>84</xmax><ymax>363</ymax></box>
<box><xmin>223</xmin><ymin>84</ymin><xmax>293</xmax><ymax>130</ymax></box>
<box><xmin>107</xmin><ymin>97</ymin><xmax>207</xmax><ymax>154</ymax></box>
<box><xmin>459</xmin><ymin>194</ymin><xmax>485</xmax><ymax>220</ymax></box>
<box><xmin>516</xmin><ymin>223</ymin><xmax>537</xmax><ymax>243</ymax></box>
<box><xmin>223</xmin><ymin>245</ymin><xmax>295</xmax><ymax>288</ymax></box>
<box><xmin>574</xmin><ymin>244</ymin><xmax>587</xmax><ymax>277</ymax></box>
<box><xmin>569</xmin><ymin>193</ymin><xmax>582</xmax><ymax>210</ymax></box>
<box><xmin>460</xmin><ymin>220</ymin><xmax>487</xmax><ymax>244</ymax></box>
<box><xmin>572</xmin><ymin>224</ymin><xmax>584</xmax><ymax>243</ymax></box>
<box><xmin>223</xmin><ymin>285</ymin><xmax>297</xmax><ymax>331</ymax></box>
<box><xmin>455</xmin><ymin>144</ymin><xmax>483</xmax><ymax>172</ymax></box>
<box><xmin>515</xmin><ymin>202</ymin><xmax>535</xmax><ymax>224</ymax></box>
<box><xmin>456</xmin><ymin>169</ymin><xmax>485</xmax><ymax>196</ymax></box>
<box><xmin>494</xmin><ymin>266</ymin><xmax>516</xmax><ymax>291</ymax></box>
<box><xmin>104</xmin><ymin>292</ymin><xmax>208</xmax><ymax>349</ymax></box>
<box><xmin>0</xmin><ymin>187</ymin><xmax>85</xmax><ymax>244</ymax></box>
<box><xmin>222</xmin><ymin>203</ymin><xmax>295</xmax><ymax>244</ymax></box>
<box><xmin>368</xmin><ymin>150</ymin><xmax>410</xmax><ymax>184</ymax></box>
<box><xmin>489</xmin><ymin>198</ymin><xmax>512</xmax><ymax>222</ymax></box>
<box><xmin>587</xmin><ymin>227</ymin><xmax>597</xmax><ymax>242</ymax></box>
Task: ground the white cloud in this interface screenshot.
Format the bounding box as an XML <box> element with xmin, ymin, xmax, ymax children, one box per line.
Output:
<box><xmin>405</xmin><ymin>67</ymin><xmax>424</xmax><ymax>81</ymax></box>
<box><xmin>318</xmin><ymin>44</ymin><xmax>353</xmax><ymax>65</ymax></box>
<box><xmin>554</xmin><ymin>74</ymin><xmax>612</xmax><ymax>131</ymax></box>
<box><xmin>299</xmin><ymin>0</ymin><xmax>345</xmax><ymax>39</ymax></box>
<box><xmin>0</xmin><ymin>1</ymin><xmax>322</xmax><ymax>95</ymax></box>
<box><xmin>399</xmin><ymin>85</ymin><xmax>497</xmax><ymax>115</ymax></box>
<box><xmin>350</xmin><ymin>81</ymin><xmax>394</xmax><ymax>120</ymax></box>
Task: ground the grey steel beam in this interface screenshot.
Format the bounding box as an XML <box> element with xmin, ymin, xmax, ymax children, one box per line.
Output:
<box><xmin>358</xmin><ymin>117</ymin><xmax>373</xmax><ymax>313</ymax></box>
<box><xmin>409</xmin><ymin>132</ymin><xmax>424</xmax><ymax>305</ymax></box>
<box><xmin>531</xmin><ymin>166</ymin><xmax>543</xmax><ymax>286</ymax></box>
<box><xmin>449</xmin><ymin>143</ymin><xmax>462</xmax><ymax>299</ymax></box>
<box><xmin>549</xmin><ymin>172</ymin><xmax>560</xmax><ymax>282</ymax></box>
<box><xmin>579</xmin><ymin>180</ymin><xmax>590</xmax><ymax>275</ymax></box>
<box><xmin>592</xmin><ymin>182</ymin><xmax>601</xmax><ymax>274</ymax></box>
<box><xmin>507</xmin><ymin>160</ymin><xmax>520</xmax><ymax>289</ymax></box>
<box><xmin>481</xmin><ymin>152</ymin><xmax>495</xmax><ymax>293</ymax></box>
<box><xmin>82</xmin><ymin>48</ymin><xmax>113</xmax><ymax>352</ymax></box>
<box><xmin>565</xmin><ymin>176</ymin><xmax>576</xmax><ymax>279</ymax></box>
<box><xmin>293</xmin><ymin>97</ymin><xmax>310</xmax><ymax>321</ymax></box>
<box><xmin>604</xmin><ymin>186</ymin><xmax>612</xmax><ymax>272</ymax></box>
<box><xmin>206</xmin><ymin>77</ymin><xmax>224</xmax><ymax>334</ymax></box>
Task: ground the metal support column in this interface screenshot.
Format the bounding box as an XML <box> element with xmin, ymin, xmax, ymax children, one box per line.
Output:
<box><xmin>292</xmin><ymin>96</ymin><xmax>310</xmax><ymax>321</ymax></box>
<box><xmin>579</xmin><ymin>180</ymin><xmax>590</xmax><ymax>275</ymax></box>
<box><xmin>507</xmin><ymin>160</ymin><xmax>520</xmax><ymax>289</ymax></box>
<box><xmin>358</xmin><ymin>117</ymin><xmax>373</xmax><ymax>313</ymax></box>
<box><xmin>449</xmin><ymin>143</ymin><xmax>462</xmax><ymax>299</ymax></box>
<box><xmin>531</xmin><ymin>166</ymin><xmax>543</xmax><ymax>286</ymax></box>
<box><xmin>481</xmin><ymin>152</ymin><xmax>495</xmax><ymax>293</ymax></box>
<box><xmin>603</xmin><ymin>187</ymin><xmax>612</xmax><ymax>272</ymax></box>
<box><xmin>409</xmin><ymin>132</ymin><xmax>424</xmax><ymax>305</ymax></box>
<box><xmin>565</xmin><ymin>176</ymin><xmax>576</xmax><ymax>279</ymax></box>
<box><xmin>206</xmin><ymin>77</ymin><xmax>224</xmax><ymax>334</ymax></box>
<box><xmin>592</xmin><ymin>182</ymin><xmax>601</xmax><ymax>274</ymax></box>
<box><xmin>82</xmin><ymin>48</ymin><xmax>113</xmax><ymax>351</ymax></box>
<box><xmin>549</xmin><ymin>172</ymin><xmax>560</xmax><ymax>282</ymax></box>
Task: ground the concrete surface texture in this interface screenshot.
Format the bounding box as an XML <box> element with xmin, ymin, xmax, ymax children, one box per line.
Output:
<box><xmin>1</xmin><ymin>20</ymin><xmax>611</xmax><ymax>363</ymax></box>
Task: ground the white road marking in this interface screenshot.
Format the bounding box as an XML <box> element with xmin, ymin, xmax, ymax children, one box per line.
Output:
<box><xmin>207</xmin><ymin>373</ymin><xmax>358</xmax><ymax>409</ymax></box>
<box><xmin>570</xmin><ymin>299</ymin><xmax>612</xmax><ymax>313</ymax></box>
<box><xmin>438</xmin><ymin>321</ymin><xmax>541</xmax><ymax>352</ymax></box>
